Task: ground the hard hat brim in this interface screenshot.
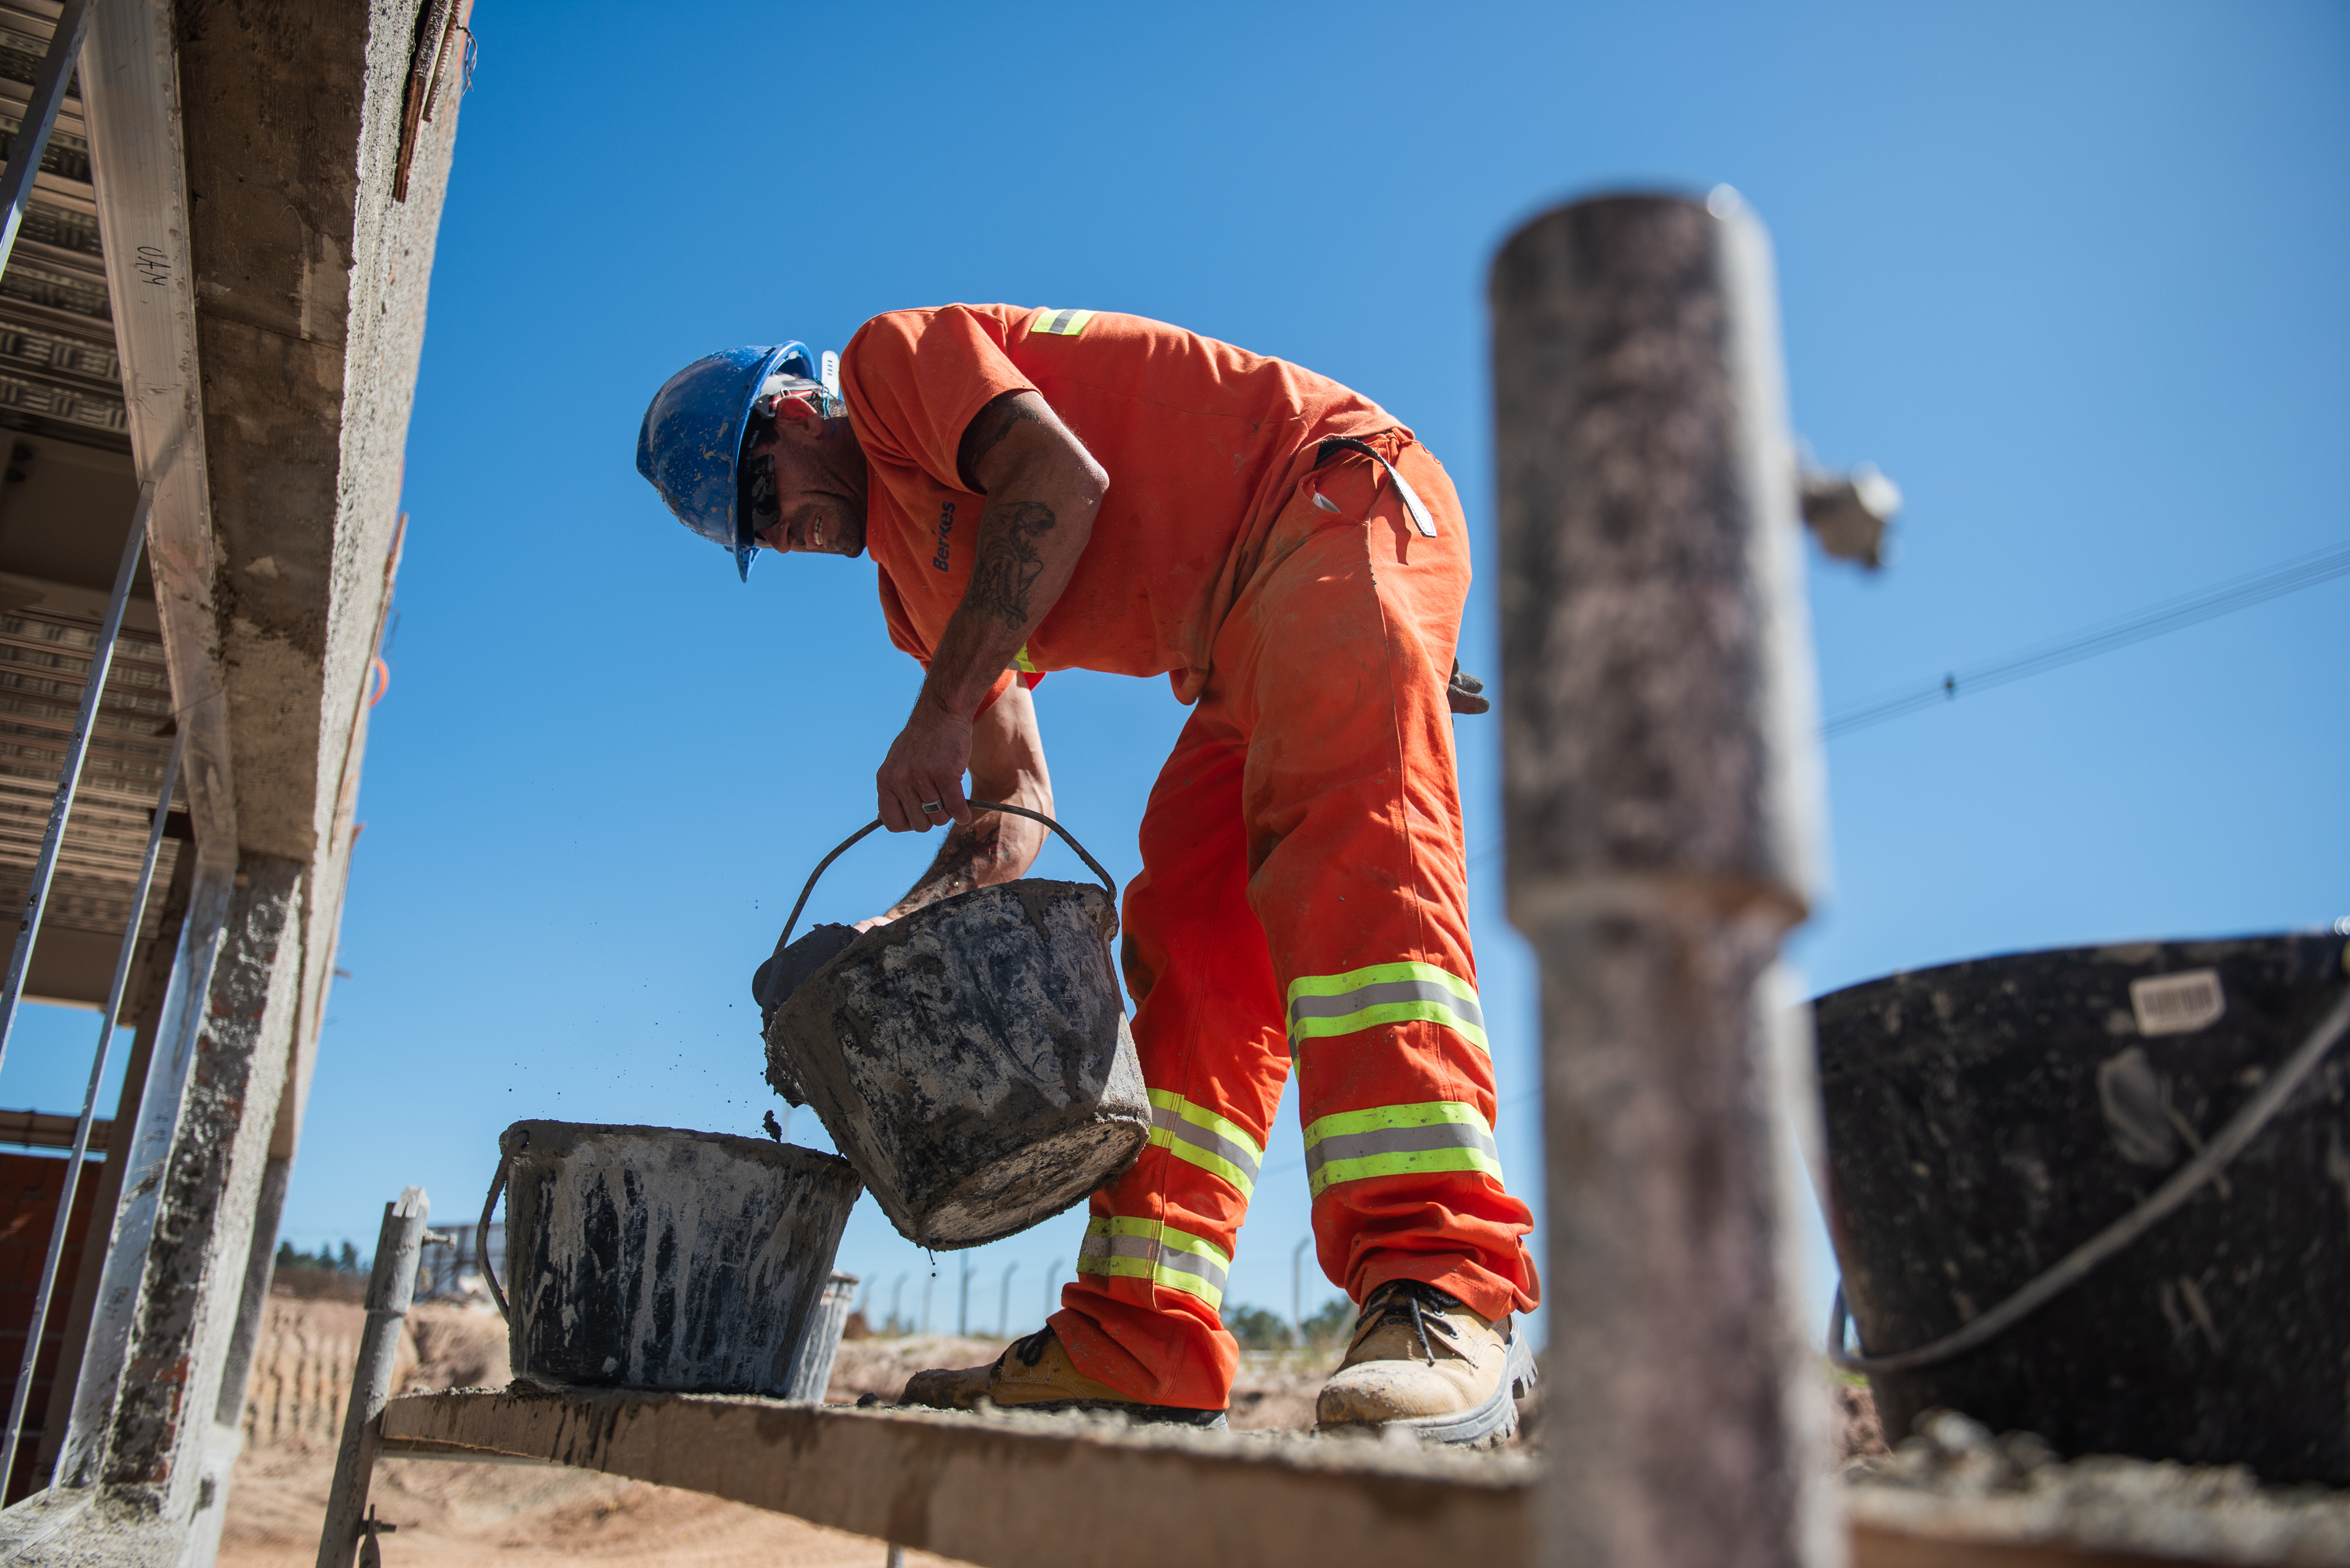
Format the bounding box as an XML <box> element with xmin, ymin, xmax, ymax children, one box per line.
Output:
<box><xmin>637</xmin><ymin>341</ymin><xmax>819</xmax><ymax>580</ymax></box>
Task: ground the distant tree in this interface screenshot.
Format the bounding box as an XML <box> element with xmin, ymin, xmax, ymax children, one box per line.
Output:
<box><xmin>337</xmin><ymin>1241</ymin><xmax>361</xmax><ymax>1274</ymax></box>
<box><xmin>1223</xmin><ymin>1304</ymin><xmax>1294</xmax><ymax>1352</ymax></box>
<box><xmin>1300</xmin><ymin>1298</ymin><xmax>1354</xmax><ymax>1349</ymax></box>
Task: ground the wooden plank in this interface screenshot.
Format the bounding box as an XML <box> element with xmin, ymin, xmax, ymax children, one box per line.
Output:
<box><xmin>380</xmin><ymin>1390</ymin><xmax>2258</xmax><ymax>1568</ymax></box>
<box><xmin>381</xmin><ymin>1389</ymin><xmax>1533</xmax><ymax>1568</ymax></box>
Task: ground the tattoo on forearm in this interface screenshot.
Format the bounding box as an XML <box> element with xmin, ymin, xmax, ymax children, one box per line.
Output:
<box><xmin>969</xmin><ymin>501</ymin><xmax>1056</xmax><ymax>630</ymax></box>
<box><xmin>888</xmin><ymin>815</ymin><xmax>1012</xmax><ymax>916</ymax></box>
<box><xmin>956</xmin><ymin>393</ymin><xmax>1046</xmax><ymax>491</ymax></box>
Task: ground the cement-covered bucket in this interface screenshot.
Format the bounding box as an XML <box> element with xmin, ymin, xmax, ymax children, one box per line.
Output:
<box><xmin>1816</xmin><ymin>934</ymin><xmax>2350</xmax><ymax>1483</ymax></box>
<box><xmin>479</xmin><ymin>1120</ymin><xmax>861</xmax><ymax>1396</ymax></box>
<box><xmin>783</xmin><ymin>1271</ymin><xmax>859</xmax><ymax>1403</ymax></box>
<box><xmin>757</xmin><ymin>804</ymin><xmax>1149</xmax><ymax>1250</ymax></box>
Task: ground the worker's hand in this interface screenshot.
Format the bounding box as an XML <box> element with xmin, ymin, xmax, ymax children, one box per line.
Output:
<box><xmin>877</xmin><ymin>697</ymin><xmax>974</xmax><ymax>833</ymax></box>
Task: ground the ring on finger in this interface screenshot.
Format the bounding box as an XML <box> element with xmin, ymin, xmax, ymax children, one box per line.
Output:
<box><xmin>920</xmin><ymin>799</ymin><xmax>945</xmax><ymax>815</ymax></box>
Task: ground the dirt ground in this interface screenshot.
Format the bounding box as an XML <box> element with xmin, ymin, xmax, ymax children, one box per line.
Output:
<box><xmin>216</xmin><ymin>1302</ymin><xmax>1339</xmax><ymax>1568</ymax></box>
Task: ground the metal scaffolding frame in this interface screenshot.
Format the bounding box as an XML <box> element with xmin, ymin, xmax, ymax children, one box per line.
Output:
<box><xmin>0</xmin><ymin>0</ymin><xmax>193</xmax><ymax>1505</ymax></box>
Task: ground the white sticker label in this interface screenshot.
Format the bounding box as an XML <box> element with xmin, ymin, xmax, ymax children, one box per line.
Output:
<box><xmin>2130</xmin><ymin>970</ymin><xmax>2225</xmax><ymax>1037</ymax></box>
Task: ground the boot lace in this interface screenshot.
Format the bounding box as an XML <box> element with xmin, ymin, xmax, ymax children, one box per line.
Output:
<box><xmin>1008</xmin><ymin>1326</ymin><xmax>1055</xmax><ymax>1367</ymax></box>
<box><xmin>1347</xmin><ymin>1280</ymin><xmax>1464</xmax><ymax>1367</ymax></box>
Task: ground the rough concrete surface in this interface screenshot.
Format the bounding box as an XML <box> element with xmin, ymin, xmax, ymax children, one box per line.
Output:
<box><xmin>199</xmin><ymin>1323</ymin><xmax>2350</xmax><ymax>1568</ymax></box>
<box><xmin>175</xmin><ymin>0</ymin><xmax>461</xmax><ymax>867</ymax></box>
<box><xmin>206</xmin><ymin>1311</ymin><xmax>1343</xmax><ymax>1568</ymax></box>
<box><xmin>1848</xmin><ymin>1409</ymin><xmax>2350</xmax><ymax>1566</ymax></box>
<box><xmin>103</xmin><ymin>857</ymin><xmax>306</xmax><ymax>1505</ymax></box>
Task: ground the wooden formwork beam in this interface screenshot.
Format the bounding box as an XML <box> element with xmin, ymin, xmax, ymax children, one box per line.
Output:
<box><xmin>376</xmin><ymin>1390</ymin><xmax>2214</xmax><ymax>1568</ymax></box>
<box><xmin>382</xmin><ymin>1389</ymin><xmax>1531</xmax><ymax>1568</ymax></box>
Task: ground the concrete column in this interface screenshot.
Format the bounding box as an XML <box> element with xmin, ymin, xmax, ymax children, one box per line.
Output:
<box><xmin>32</xmin><ymin>847</ymin><xmax>195</xmax><ymax>1491</ymax></box>
<box><xmin>212</xmin><ymin>1153</ymin><xmax>291</xmax><ymax>1431</ymax></box>
<box><xmin>54</xmin><ymin>852</ymin><xmax>308</xmax><ymax>1547</ymax></box>
<box><xmin>1491</xmin><ymin>191</ymin><xmax>1836</xmax><ymax>1568</ymax></box>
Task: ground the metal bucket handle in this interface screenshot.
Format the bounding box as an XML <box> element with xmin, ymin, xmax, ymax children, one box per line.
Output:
<box><xmin>776</xmin><ymin>802</ymin><xmax>1117</xmax><ymax>950</ymax></box>
<box><xmin>476</xmin><ymin>1125</ymin><xmax>522</xmax><ymax>1321</ymax></box>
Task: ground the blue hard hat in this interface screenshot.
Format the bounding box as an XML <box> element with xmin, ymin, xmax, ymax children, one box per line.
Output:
<box><xmin>637</xmin><ymin>342</ymin><xmax>819</xmax><ymax>581</ymax></box>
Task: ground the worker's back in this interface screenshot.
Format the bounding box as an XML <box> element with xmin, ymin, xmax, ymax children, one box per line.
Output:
<box><xmin>844</xmin><ymin>305</ymin><xmax>1407</xmax><ymax>695</ymax></box>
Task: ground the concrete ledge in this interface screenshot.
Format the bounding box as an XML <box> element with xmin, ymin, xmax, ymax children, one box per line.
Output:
<box><xmin>378</xmin><ymin>1388</ymin><xmax>2254</xmax><ymax>1568</ymax></box>
<box><xmin>382</xmin><ymin>1386</ymin><xmax>1531</xmax><ymax>1568</ymax></box>
<box><xmin>0</xmin><ymin>1488</ymin><xmax>91</xmax><ymax>1563</ymax></box>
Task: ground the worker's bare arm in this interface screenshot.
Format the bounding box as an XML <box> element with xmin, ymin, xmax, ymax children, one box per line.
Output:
<box><xmin>860</xmin><ymin>683</ymin><xmax>1053</xmax><ymax>927</ymax></box>
<box><xmin>875</xmin><ymin>391</ymin><xmax>1104</xmax><ymax>833</ymax></box>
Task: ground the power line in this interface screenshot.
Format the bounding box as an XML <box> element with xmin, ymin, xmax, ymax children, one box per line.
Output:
<box><xmin>1821</xmin><ymin>537</ymin><xmax>2350</xmax><ymax>740</ymax></box>
<box><xmin>1464</xmin><ymin>536</ymin><xmax>2350</xmax><ymax>868</ymax></box>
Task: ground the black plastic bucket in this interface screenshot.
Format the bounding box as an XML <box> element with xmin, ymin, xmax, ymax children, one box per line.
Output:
<box><xmin>760</xmin><ymin>807</ymin><xmax>1150</xmax><ymax>1250</ymax></box>
<box><xmin>482</xmin><ymin>1120</ymin><xmax>861</xmax><ymax>1396</ymax></box>
<box><xmin>1817</xmin><ymin>934</ymin><xmax>2350</xmax><ymax>1483</ymax></box>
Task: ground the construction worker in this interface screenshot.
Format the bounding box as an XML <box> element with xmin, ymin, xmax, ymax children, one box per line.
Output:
<box><xmin>637</xmin><ymin>307</ymin><xmax>1539</xmax><ymax>1443</ymax></box>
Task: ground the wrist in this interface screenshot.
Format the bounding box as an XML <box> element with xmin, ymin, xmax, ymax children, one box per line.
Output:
<box><xmin>916</xmin><ymin>680</ymin><xmax>978</xmax><ymax>726</ymax></box>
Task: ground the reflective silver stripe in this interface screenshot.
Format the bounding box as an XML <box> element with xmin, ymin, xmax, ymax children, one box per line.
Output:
<box><xmin>1149</xmin><ymin>1245</ymin><xmax>1224</xmax><ymax>1292</ymax></box>
<box><xmin>1079</xmin><ymin>1231</ymin><xmax>1159</xmax><ymax>1263</ymax></box>
<box><xmin>1289</xmin><ymin>978</ymin><xmax>1485</xmax><ymax>1034</ymax></box>
<box><xmin>1078</xmin><ymin>1227</ymin><xmax>1230</xmax><ymax>1296</ymax></box>
<box><xmin>1150</xmin><ymin>1103</ymin><xmax>1262</xmax><ymax>1187</ymax></box>
<box><xmin>1304</xmin><ymin>1118</ymin><xmax>1501</xmax><ymax>1183</ymax></box>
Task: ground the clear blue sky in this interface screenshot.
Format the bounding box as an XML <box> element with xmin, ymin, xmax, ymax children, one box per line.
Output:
<box><xmin>8</xmin><ymin>0</ymin><xmax>2345</xmax><ymax>1346</ymax></box>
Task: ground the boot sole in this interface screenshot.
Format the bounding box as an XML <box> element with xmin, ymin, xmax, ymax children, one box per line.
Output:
<box><xmin>1318</xmin><ymin>1328</ymin><xmax>1538</xmax><ymax>1448</ymax></box>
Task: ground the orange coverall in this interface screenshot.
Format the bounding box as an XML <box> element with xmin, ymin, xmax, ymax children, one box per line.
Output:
<box><xmin>843</xmin><ymin>307</ymin><xmax>1540</xmax><ymax>1411</ymax></box>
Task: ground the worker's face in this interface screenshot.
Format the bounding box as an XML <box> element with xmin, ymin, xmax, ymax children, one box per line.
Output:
<box><xmin>746</xmin><ymin>397</ymin><xmax>866</xmax><ymax>558</ymax></box>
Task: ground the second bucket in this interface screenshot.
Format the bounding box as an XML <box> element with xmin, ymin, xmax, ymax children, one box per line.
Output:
<box><xmin>761</xmin><ymin>805</ymin><xmax>1150</xmax><ymax>1249</ymax></box>
<box><xmin>1817</xmin><ymin>934</ymin><xmax>2350</xmax><ymax>1483</ymax></box>
<box><xmin>483</xmin><ymin>1120</ymin><xmax>862</xmax><ymax>1397</ymax></box>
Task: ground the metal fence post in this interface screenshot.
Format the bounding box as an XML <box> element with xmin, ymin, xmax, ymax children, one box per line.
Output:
<box><xmin>315</xmin><ymin>1187</ymin><xmax>428</xmax><ymax>1568</ymax></box>
<box><xmin>1493</xmin><ymin>190</ymin><xmax>1837</xmax><ymax>1568</ymax></box>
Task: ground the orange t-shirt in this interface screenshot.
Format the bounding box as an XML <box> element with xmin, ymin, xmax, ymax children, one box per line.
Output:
<box><xmin>841</xmin><ymin>304</ymin><xmax>1401</xmax><ymax>705</ymax></box>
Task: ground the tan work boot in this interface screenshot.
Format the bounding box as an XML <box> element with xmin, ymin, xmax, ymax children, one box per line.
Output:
<box><xmin>899</xmin><ymin>1327</ymin><xmax>1227</xmax><ymax>1429</ymax></box>
<box><xmin>1316</xmin><ymin>1280</ymin><xmax>1535</xmax><ymax>1445</ymax></box>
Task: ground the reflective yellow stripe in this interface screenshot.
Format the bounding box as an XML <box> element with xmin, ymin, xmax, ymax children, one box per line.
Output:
<box><xmin>1010</xmin><ymin>645</ymin><xmax>1040</xmax><ymax>674</ymax></box>
<box><xmin>1076</xmin><ymin>1216</ymin><xmax>1229</xmax><ymax>1307</ymax></box>
<box><xmin>1029</xmin><ymin>307</ymin><xmax>1095</xmax><ymax>337</ymax></box>
<box><xmin>1301</xmin><ymin>1100</ymin><xmax>1502</xmax><ymax>1199</ymax></box>
<box><xmin>1285</xmin><ymin>961</ymin><xmax>1488</xmax><ymax>1056</ymax></box>
<box><xmin>1145</xmin><ymin>1089</ymin><xmax>1263</xmax><ymax>1200</ymax></box>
